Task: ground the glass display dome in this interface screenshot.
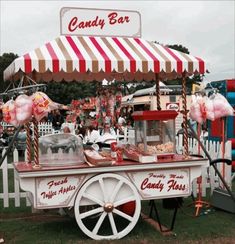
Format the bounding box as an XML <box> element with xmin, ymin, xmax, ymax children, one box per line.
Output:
<box><xmin>39</xmin><ymin>133</ymin><xmax>84</xmax><ymax>166</ymax></box>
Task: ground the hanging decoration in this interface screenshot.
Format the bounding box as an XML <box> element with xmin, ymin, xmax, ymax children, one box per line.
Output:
<box><xmin>96</xmin><ymin>85</ymin><xmax>122</xmax><ymax>126</ymax></box>
<box><xmin>15</xmin><ymin>95</ymin><xmax>33</xmax><ymax>124</ymax></box>
<box><xmin>2</xmin><ymin>91</ymin><xmax>59</xmax><ymax>127</ymax></box>
<box><xmin>0</xmin><ymin>75</ymin><xmax>59</xmax><ymax>126</ymax></box>
<box><xmin>189</xmin><ymin>89</ymin><xmax>234</xmax><ymax>124</ymax></box>
<box><xmin>31</xmin><ymin>92</ymin><xmax>58</xmax><ymax>122</ymax></box>
<box><xmin>68</xmin><ymin>98</ymin><xmax>96</xmax><ymax>123</ymax></box>
<box><xmin>2</xmin><ymin>99</ymin><xmax>19</xmax><ymax>127</ymax></box>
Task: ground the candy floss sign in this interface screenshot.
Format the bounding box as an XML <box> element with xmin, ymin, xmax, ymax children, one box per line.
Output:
<box><xmin>35</xmin><ymin>175</ymin><xmax>85</xmax><ymax>208</ymax></box>
<box><xmin>127</xmin><ymin>168</ymin><xmax>190</xmax><ymax>199</ymax></box>
<box><xmin>60</xmin><ymin>7</ymin><xmax>141</xmax><ymax>37</ymax></box>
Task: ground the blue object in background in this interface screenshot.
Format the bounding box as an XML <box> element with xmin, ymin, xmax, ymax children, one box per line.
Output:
<box><xmin>232</xmin><ymin>149</ymin><xmax>235</xmax><ymax>160</ymax></box>
<box><xmin>227</xmin><ymin>116</ymin><xmax>234</xmax><ymax>139</ymax></box>
<box><xmin>227</xmin><ymin>92</ymin><xmax>235</xmax><ymax>106</ymax></box>
<box><xmin>209</xmin><ymin>80</ymin><xmax>227</xmax><ymax>96</ymax></box>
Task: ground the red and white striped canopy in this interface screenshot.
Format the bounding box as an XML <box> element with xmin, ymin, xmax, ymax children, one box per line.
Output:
<box><xmin>4</xmin><ymin>36</ymin><xmax>206</xmax><ymax>82</ymax></box>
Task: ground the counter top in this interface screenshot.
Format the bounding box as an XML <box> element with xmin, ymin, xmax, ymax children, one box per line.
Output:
<box><xmin>13</xmin><ymin>154</ymin><xmax>208</xmax><ymax>178</ymax></box>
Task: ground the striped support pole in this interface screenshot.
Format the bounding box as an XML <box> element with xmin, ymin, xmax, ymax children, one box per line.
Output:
<box><xmin>221</xmin><ymin>118</ymin><xmax>226</xmax><ymax>189</ymax></box>
<box><xmin>33</xmin><ymin>118</ymin><xmax>40</xmax><ymax>168</ymax></box>
<box><xmin>182</xmin><ymin>74</ymin><xmax>189</xmax><ymax>157</ymax></box>
<box><xmin>155</xmin><ymin>74</ymin><xmax>163</xmax><ymax>143</ymax></box>
<box><xmin>197</xmin><ymin>123</ymin><xmax>201</xmax><ymax>155</ymax></box>
<box><xmin>155</xmin><ymin>74</ymin><xmax>161</xmax><ymax>111</ymax></box>
<box><xmin>25</xmin><ymin>122</ymin><xmax>31</xmax><ymax>163</ymax></box>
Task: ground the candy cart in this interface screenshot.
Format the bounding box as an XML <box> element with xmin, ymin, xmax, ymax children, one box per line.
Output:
<box><xmin>13</xmin><ymin>143</ymin><xmax>207</xmax><ymax>240</ymax></box>
<box><xmin>2</xmin><ymin>10</ymin><xmax>209</xmax><ymax>240</ymax></box>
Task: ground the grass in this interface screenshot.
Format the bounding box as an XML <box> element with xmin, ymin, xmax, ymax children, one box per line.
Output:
<box><xmin>0</xmin><ymin>172</ymin><xmax>234</xmax><ymax>243</ymax></box>
<box><xmin>1</xmin><ymin>193</ymin><xmax>235</xmax><ymax>243</ymax></box>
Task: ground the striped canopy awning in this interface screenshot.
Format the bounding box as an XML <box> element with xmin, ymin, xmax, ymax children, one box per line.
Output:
<box><xmin>4</xmin><ymin>36</ymin><xmax>206</xmax><ymax>82</ymax></box>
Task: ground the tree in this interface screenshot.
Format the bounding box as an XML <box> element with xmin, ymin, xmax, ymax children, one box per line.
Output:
<box><xmin>45</xmin><ymin>81</ymin><xmax>100</xmax><ymax>105</ymax></box>
<box><xmin>0</xmin><ymin>53</ymin><xmax>19</xmax><ymax>93</ymax></box>
<box><xmin>167</xmin><ymin>44</ymin><xmax>190</xmax><ymax>54</ymax></box>
<box><xmin>0</xmin><ymin>53</ymin><xmax>100</xmax><ymax>104</ymax></box>
<box><xmin>164</xmin><ymin>44</ymin><xmax>203</xmax><ymax>91</ymax></box>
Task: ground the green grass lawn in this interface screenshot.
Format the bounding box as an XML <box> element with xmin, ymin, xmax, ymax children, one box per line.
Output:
<box><xmin>1</xmin><ymin>192</ymin><xmax>235</xmax><ymax>243</ymax></box>
<box><xmin>0</xmin><ymin>172</ymin><xmax>234</xmax><ymax>243</ymax></box>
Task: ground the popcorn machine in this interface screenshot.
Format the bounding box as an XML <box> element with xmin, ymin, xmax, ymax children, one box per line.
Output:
<box><xmin>132</xmin><ymin>110</ymin><xmax>178</xmax><ymax>156</ymax></box>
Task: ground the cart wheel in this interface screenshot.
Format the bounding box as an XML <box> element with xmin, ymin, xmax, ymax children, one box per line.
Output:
<box><xmin>74</xmin><ymin>173</ymin><xmax>141</xmax><ymax>240</ymax></box>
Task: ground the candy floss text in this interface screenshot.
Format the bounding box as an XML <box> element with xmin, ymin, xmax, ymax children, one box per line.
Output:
<box><xmin>140</xmin><ymin>172</ymin><xmax>186</xmax><ymax>192</ymax></box>
<box><xmin>68</xmin><ymin>12</ymin><xmax>130</xmax><ymax>32</ymax></box>
<box><xmin>40</xmin><ymin>177</ymin><xmax>76</xmax><ymax>200</ymax></box>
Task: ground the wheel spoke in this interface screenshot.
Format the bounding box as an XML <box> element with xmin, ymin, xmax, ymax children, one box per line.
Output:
<box><xmin>108</xmin><ymin>212</ymin><xmax>118</xmax><ymax>235</ymax></box>
<box><xmin>113</xmin><ymin>208</ymin><xmax>133</xmax><ymax>222</ymax></box>
<box><xmin>109</xmin><ymin>180</ymin><xmax>123</xmax><ymax>203</ymax></box>
<box><xmin>92</xmin><ymin>212</ymin><xmax>107</xmax><ymax>235</ymax></box>
<box><xmin>83</xmin><ymin>192</ymin><xmax>104</xmax><ymax>206</ymax></box>
<box><xmin>113</xmin><ymin>196</ymin><xmax>136</xmax><ymax>207</ymax></box>
<box><xmin>80</xmin><ymin>207</ymin><xmax>103</xmax><ymax>219</ymax></box>
<box><xmin>99</xmin><ymin>178</ymin><xmax>108</xmax><ymax>202</ymax></box>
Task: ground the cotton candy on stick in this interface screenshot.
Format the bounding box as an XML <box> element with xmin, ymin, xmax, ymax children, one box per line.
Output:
<box><xmin>2</xmin><ymin>100</ymin><xmax>19</xmax><ymax>127</ymax></box>
<box><xmin>15</xmin><ymin>95</ymin><xmax>33</xmax><ymax>125</ymax></box>
<box><xmin>31</xmin><ymin>92</ymin><xmax>58</xmax><ymax>121</ymax></box>
<box><xmin>204</xmin><ymin>96</ymin><xmax>215</xmax><ymax>121</ymax></box>
<box><xmin>189</xmin><ymin>95</ymin><xmax>204</xmax><ymax>124</ymax></box>
<box><xmin>212</xmin><ymin>93</ymin><xmax>234</xmax><ymax>119</ymax></box>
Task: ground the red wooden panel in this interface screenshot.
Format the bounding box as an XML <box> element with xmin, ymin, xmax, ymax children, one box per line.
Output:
<box><xmin>227</xmin><ymin>79</ymin><xmax>235</xmax><ymax>92</ymax></box>
<box><xmin>132</xmin><ymin>110</ymin><xmax>178</xmax><ymax>121</ymax></box>
<box><xmin>232</xmin><ymin>161</ymin><xmax>235</xmax><ymax>171</ymax></box>
<box><xmin>211</xmin><ymin>119</ymin><xmax>222</xmax><ymax>138</ymax></box>
<box><xmin>229</xmin><ymin>139</ymin><xmax>235</xmax><ymax>149</ymax></box>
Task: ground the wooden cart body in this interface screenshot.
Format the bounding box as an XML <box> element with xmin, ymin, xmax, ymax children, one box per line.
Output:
<box><xmin>14</xmin><ymin>157</ymin><xmax>208</xmax><ymax>240</ymax></box>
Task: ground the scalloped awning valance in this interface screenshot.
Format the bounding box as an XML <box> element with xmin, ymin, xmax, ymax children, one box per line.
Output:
<box><xmin>4</xmin><ymin>35</ymin><xmax>206</xmax><ymax>82</ymax></box>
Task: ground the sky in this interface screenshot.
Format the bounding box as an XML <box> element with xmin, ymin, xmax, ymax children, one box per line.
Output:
<box><xmin>0</xmin><ymin>0</ymin><xmax>234</xmax><ymax>81</ymax></box>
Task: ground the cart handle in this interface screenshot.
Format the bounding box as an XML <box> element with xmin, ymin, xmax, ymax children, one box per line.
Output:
<box><xmin>189</xmin><ymin>155</ymin><xmax>232</xmax><ymax>166</ymax></box>
<box><xmin>210</xmin><ymin>158</ymin><xmax>232</xmax><ymax>166</ymax></box>
<box><xmin>189</xmin><ymin>154</ymin><xmax>204</xmax><ymax>158</ymax></box>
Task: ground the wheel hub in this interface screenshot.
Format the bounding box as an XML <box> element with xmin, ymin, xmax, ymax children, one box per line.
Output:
<box><xmin>103</xmin><ymin>202</ymin><xmax>114</xmax><ymax>212</ymax></box>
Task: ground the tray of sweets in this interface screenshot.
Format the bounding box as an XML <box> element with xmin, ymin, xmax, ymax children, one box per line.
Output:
<box><xmin>84</xmin><ymin>149</ymin><xmax>113</xmax><ymax>166</ymax></box>
<box><xmin>123</xmin><ymin>145</ymin><xmax>157</xmax><ymax>163</ymax></box>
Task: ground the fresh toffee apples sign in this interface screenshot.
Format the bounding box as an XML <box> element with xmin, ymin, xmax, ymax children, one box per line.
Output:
<box><xmin>36</xmin><ymin>175</ymin><xmax>85</xmax><ymax>208</ymax></box>
<box><xmin>60</xmin><ymin>7</ymin><xmax>141</xmax><ymax>37</ymax></box>
<box><xmin>127</xmin><ymin>168</ymin><xmax>190</xmax><ymax>199</ymax></box>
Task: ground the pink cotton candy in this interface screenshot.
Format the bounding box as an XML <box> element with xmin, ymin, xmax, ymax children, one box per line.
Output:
<box><xmin>15</xmin><ymin>95</ymin><xmax>33</xmax><ymax>124</ymax></box>
<box><xmin>213</xmin><ymin>97</ymin><xmax>223</xmax><ymax>110</ymax></box>
<box><xmin>205</xmin><ymin>97</ymin><xmax>215</xmax><ymax>121</ymax></box>
<box><xmin>34</xmin><ymin>109</ymin><xmax>48</xmax><ymax>122</ymax></box>
<box><xmin>189</xmin><ymin>95</ymin><xmax>204</xmax><ymax>124</ymax></box>
<box><xmin>214</xmin><ymin>110</ymin><xmax>223</xmax><ymax>119</ymax></box>
<box><xmin>212</xmin><ymin>94</ymin><xmax>234</xmax><ymax>119</ymax></box>
<box><xmin>10</xmin><ymin>119</ymin><xmax>20</xmax><ymax>127</ymax></box>
<box><xmin>2</xmin><ymin>100</ymin><xmax>19</xmax><ymax>127</ymax></box>
<box><xmin>189</xmin><ymin>109</ymin><xmax>204</xmax><ymax>124</ymax></box>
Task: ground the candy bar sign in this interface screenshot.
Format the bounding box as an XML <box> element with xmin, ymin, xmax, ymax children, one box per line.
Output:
<box><xmin>60</xmin><ymin>7</ymin><xmax>141</xmax><ymax>37</ymax></box>
<box><xmin>127</xmin><ymin>168</ymin><xmax>190</xmax><ymax>199</ymax></box>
